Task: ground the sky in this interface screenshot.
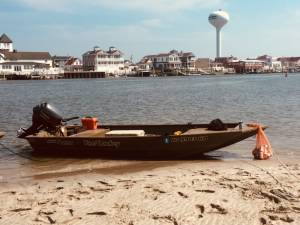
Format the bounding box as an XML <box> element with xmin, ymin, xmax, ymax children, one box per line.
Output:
<box><xmin>1</xmin><ymin>0</ymin><xmax>300</xmax><ymax>61</ymax></box>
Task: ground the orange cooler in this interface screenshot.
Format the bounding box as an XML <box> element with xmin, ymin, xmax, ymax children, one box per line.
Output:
<box><xmin>81</xmin><ymin>117</ymin><xmax>98</xmax><ymax>130</ymax></box>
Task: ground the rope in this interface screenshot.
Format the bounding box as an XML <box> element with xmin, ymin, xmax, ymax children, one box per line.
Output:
<box><xmin>241</xmin><ymin>160</ymin><xmax>284</xmax><ymax>187</ymax></box>
<box><xmin>272</xmin><ymin>148</ymin><xmax>299</xmax><ymax>180</ymax></box>
<box><xmin>0</xmin><ymin>142</ymin><xmax>45</xmax><ymax>162</ymax></box>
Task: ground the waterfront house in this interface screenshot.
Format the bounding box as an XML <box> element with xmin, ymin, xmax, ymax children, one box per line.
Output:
<box><xmin>82</xmin><ymin>46</ymin><xmax>125</xmax><ymax>75</ymax></box>
<box><xmin>64</xmin><ymin>57</ymin><xmax>82</xmax><ymax>72</ymax></box>
<box><xmin>123</xmin><ymin>60</ymin><xmax>137</xmax><ymax>76</ymax></box>
<box><xmin>137</xmin><ymin>57</ymin><xmax>153</xmax><ymax>71</ymax></box>
<box><xmin>145</xmin><ymin>50</ymin><xmax>182</xmax><ymax>71</ymax></box>
<box><xmin>195</xmin><ymin>58</ymin><xmax>212</xmax><ymax>73</ymax></box>
<box><xmin>229</xmin><ymin>59</ymin><xmax>264</xmax><ymax>74</ymax></box>
<box><xmin>257</xmin><ymin>55</ymin><xmax>282</xmax><ymax>73</ymax></box>
<box><xmin>0</xmin><ymin>34</ymin><xmax>52</xmax><ymax>77</ymax></box>
<box><xmin>0</xmin><ymin>34</ymin><xmax>13</xmax><ymax>52</ymax></box>
<box><xmin>178</xmin><ymin>51</ymin><xmax>196</xmax><ymax>71</ymax></box>
<box><xmin>278</xmin><ymin>57</ymin><xmax>300</xmax><ymax>72</ymax></box>
<box><xmin>52</xmin><ymin>56</ymin><xmax>71</xmax><ymax>69</ymax></box>
<box><xmin>0</xmin><ymin>51</ymin><xmax>52</xmax><ymax>76</ymax></box>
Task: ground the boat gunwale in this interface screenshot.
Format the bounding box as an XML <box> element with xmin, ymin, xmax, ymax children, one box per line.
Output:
<box><xmin>24</xmin><ymin>126</ymin><xmax>259</xmax><ymax>140</ymax></box>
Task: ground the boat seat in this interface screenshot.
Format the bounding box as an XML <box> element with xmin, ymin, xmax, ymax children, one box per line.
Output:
<box><xmin>105</xmin><ymin>130</ymin><xmax>145</xmax><ymax>137</ymax></box>
<box><xmin>182</xmin><ymin>128</ymin><xmax>213</xmax><ymax>135</ymax></box>
<box><xmin>70</xmin><ymin>129</ymin><xmax>109</xmax><ymax>137</ymax></box>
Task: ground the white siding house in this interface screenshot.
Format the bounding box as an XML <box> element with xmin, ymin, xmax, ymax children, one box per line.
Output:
<box><xmin>83</xmin><ymin>46</ymin><xmax>125</xmax><ymax>75</ymax></box>
<box><xmin>0</xmin><ymin>34</ymin><xmax>13</xmax><ymax>52</ymax></box>
<box><xmin>0</xmin><ymin>33</ymin><xmax>52</xmax><ymax>76</ymax></box>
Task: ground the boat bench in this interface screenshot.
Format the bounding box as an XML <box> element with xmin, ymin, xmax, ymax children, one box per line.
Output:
<box><xmin>69</xmin><ymin>129</ymin><xmax>109</xmax><ymax>137</ymax></box>
<box><xmin>105</xmin><ymin>130</ymin><xmax>145</xmax><ymax>137</ymax></box>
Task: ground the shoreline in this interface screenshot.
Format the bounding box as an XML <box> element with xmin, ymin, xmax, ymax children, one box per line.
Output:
<box><xmin>0</xmin><ymin>72</ymin><xmax>298</xmax><ymax>81</ymax></box>
<box><xmin>1</xmin><ymin>157</ymin><xmax>299</xmax><ymax>225</ymax></box>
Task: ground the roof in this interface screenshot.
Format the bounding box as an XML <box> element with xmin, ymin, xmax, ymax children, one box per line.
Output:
<box><xmin>239</xmin><ymin>59</ymin><xmax>264</xmax><ymax>63</ymax></box>
<box><xmin>146</xmin><ymin>53</ymin><xmax>177</xmax><ymax>58</ymax></box>
<box><xmin>83</xmin><ymin>48</ymin><xmax>123</xmax><ymax>56</ymax></box>
<box><xmin>278</xmin><ymin>57</ymin><xmax>300</xmax><ymax>62</ymax></box>
<box><xmin>0</xmin><ymin>34</ymin><xmax>12</xmax><ymax>43</ymax></box>
<box><xmin>137</xmin><ymin>57</ymin><xmax>153</xmax><ymax>64</ymax></box>
<box><xmin>2</xmin><ymin>51</ymin><xmax>51</xmax><ymax>60</ymax></box>
<box><xmin>52</xmin><ymin>56</ymin><xmax>71</xmax><ymax>61</ymax></box>
<box><xmin>65</xmin><ymin>57</ymin><xmax>80</xmax><ymax>65</ymax></box>
<box><xmin>145</xmin><ymin>50</ymin><xmax>195</xmax><ymax>59</ymax></box>
<box><xmin>180</xmin><ymin>52</ymin><xmax>195</xmax><ymax>57</ymax></box>
<box><xmin>0</xmin><ymin>61</ymin><xmax>47</xmax><ymax>65</ymax></box>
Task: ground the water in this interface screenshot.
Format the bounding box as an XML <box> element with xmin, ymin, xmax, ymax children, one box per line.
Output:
<box><xmin>0</xmin><ymin>74</ymin><xmax>299</xmax><ymax>182</ymax></box>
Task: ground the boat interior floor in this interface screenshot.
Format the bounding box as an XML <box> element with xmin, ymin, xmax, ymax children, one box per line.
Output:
<box><xmin>65</xmin><ymin>127</ymin><xmax>243</xmax><ymax>138</ymax></box>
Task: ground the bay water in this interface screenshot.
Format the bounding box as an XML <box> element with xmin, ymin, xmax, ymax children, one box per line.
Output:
<box><xmin>0</xmin><ymin>74</ymin><xmax>299</xmax><ymax>182</ymax></box>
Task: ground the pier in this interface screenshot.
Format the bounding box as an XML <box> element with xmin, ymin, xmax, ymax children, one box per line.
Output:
<box><xmin>63</xmin><ymin>71</ymin><xmax>105</xmax><ymax>79</ymax></box>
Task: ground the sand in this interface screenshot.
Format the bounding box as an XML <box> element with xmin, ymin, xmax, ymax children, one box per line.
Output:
<box><xmin>0</xmin><ymin>158</ymin><xmax>299</xmax><ymax>225</ymax></box>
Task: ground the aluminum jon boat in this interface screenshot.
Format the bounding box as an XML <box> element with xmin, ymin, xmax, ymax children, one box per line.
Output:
<box><xmin>18</xmin><ymin>103</ymin><xmax>264</xmax><ymax>158</ymax></box>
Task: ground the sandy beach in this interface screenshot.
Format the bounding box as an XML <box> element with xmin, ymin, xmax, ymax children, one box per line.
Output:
<box><xmin>0</xmin><ymin>156</ymin><xmax>299</xmax><ymax>225</ymax></box>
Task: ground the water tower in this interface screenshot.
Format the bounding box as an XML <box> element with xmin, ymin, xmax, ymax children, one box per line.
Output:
<box><xmin>208</xmin><ymin>10</ymin><xmax>230</xmax><ymax>58</ymax></box>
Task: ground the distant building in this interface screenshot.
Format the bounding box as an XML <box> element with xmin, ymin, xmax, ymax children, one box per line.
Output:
<box><xmin>82</xmin><ymin>46</ymin><xmax>125</xmax><ymax>75</ymax></box>
<box><xmin>178</xmin><ymin>51</ymin><xmax>196</xmax><ymax>71</ymax></box>
<box><xmin>123</xmin><ymin>60</ymin><xmax>137</xmax><ymax>75</ymax></box>
<box><xmin>145</xmin><ymin>50</ymin><xmax>182</xmax><ymax>71</ymax></box>
<box><xmin>229</xmin><ymin>59</ymin><xmax>264</xmax><ymax>74</ymax></box>
<box><xmin>0</xmin><ymin>51</ymin><xmax>52</xmax><ymax>75</ymax></box>
<box><xmin>52</xmin><ymin>56</ymin><xmax>71</xmax><ymax>69</ymax></box>
<box><xmin>257</xmin><ymin>55</ymin><xmax>282</xmax><ymax>72</ymax></box>
<box><xmin>64</xmin><ymin>57</ymin><xmax>82</xmax><ymax>72</ymax></box>
<box><xmin>137</xmin><ymin>57</ymin><xmax>153</xmax><ymax>71</ymax></box>
<box><xmin>0</xmin><ymin>33</ymin><xmax>52</xmax><ymax>76</ymax></box>
<box><xmin>195</xmin><ymin>58</ymin><xmax>211</xmax><ymax>72</ymax></box>
<box><xmin>0</xmin><ymin>33</ymin><xmax>13</xmax><ymax>52</ymax></box>
<box><xmin>278</xmin><ymin>57</ymin><xmax>300</xmax><ymax>72</ymax></box>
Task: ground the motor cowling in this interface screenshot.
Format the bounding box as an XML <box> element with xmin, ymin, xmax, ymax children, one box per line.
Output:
<box><xmin>33</xmin><ymin>103</ymin><xmax>63</xmax><ymax>128</ymax></box>
<box><xmin>18</xmin><ymin>103</ymin><xmax>64</xmax><ymax>138</ymax></box>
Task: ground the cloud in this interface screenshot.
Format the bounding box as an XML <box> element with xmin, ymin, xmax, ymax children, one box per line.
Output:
<box><xmin>95</xmin><ymin>0</ymin><xmax>224</xmax><ymax>12</ymax></box>
<box><xmin>140</xmin><ymin>19</ymin><xmax>162</xmax><ymax>28</ymax></box>
<box><xmin>17</xmin><ymin>0</ymin><xmax>71</xmax><ymax>12</ymax></box>
<box><xmin>16</xmin><ymin>0</ymin><xmax>225</xmax><ymax>13</ymax></box>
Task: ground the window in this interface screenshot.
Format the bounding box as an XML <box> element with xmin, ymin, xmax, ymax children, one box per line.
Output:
<box><xmin>24</xmin><ymin>65</ymin><xmax>33</xmax><ymax>70</ymax></box>
<box><xmin>2</xmin><ymin>65</ymin><xmax>12</xmax><ymax>69</ymax></box>
<box><xmin>14</xmin><ymin>66</ymin><xmax>22</xmax><ymax>71</ymax></box>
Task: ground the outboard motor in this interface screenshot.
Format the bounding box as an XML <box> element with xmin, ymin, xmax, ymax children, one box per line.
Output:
<box><xmin>18</xmin><ymin>103</ymin><xmax>78</xmax><ymax>138</ymax></box>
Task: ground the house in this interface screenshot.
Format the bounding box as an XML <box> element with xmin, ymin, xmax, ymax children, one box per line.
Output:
<box><xmin>0</xmin><ymin>33</ymin><xmax>13</xmax><ymax>52</ymax></box>
<box><xmin>135</xmin><ymin>57</ymin><xmax>154</xmax><ymax>76</ymax></box>
<box><xmin>137</xmin><ymin>57</ymin><xmax>153</xmax><ymax>71</ymax></box>
<box><xmin>82</xmin><ymin>46</ymin><xmax>125</xmax><ymax>75</ymax></box>
<box><xmin>229</xmin><ymin>59</ymin><xmax>264</xmax><ymax>74</ymax></box>
<box><xmin>195</xmin><ymin>58</ymin><xmax>211</xmax><ymax>72</ymax></box>
<box><xmin>257</xmin><ymin>55</ymin><xmax>282</xmax><ymax>72</ymax></box>
<box><xmin>145</xmin><ymin>50</ymin><xmax>182</xmax><ymax>71</ymax></box>
<box><xmin>0</xmin><ymin>51</ymin><xmax>52</xmax><ymax>75</ymax></box>
<box><xmin>123</xmin><ymin>60</ymin><xmax>137</xmax><ymax>75</ymax></box>
<box><xmin>178</xmin><ymin>51</ymin><xmax>196</xmax><ymax>71</ymax></box>
<box><xmin>0</xmin><ymin>33</ymin><xmax>52</xmax><ymax>76</ymax></box>
<box><xmin>64</xmin><ymin>57</ymin><xmax>82</xmax><ymax>72</ymax></box>
<box><xmin>278</xmin><ymin>57</ymin><xmax>300</xmax><ymax>72</ymax></box>
<box><xmin>52</xmin><ymin>56</ymin><xmax>71</xmax><ymax>69</ymax></box>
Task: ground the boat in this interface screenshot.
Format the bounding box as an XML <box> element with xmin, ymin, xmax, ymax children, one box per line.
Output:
<box><xmin>17</xmin><ymin>103</ymin><xmax>265</xmax><ymax>158</ymax></box>
<box><xmin>0</xmin><ymin>132</ymin><xmax>5</xmax><ymax>139</ymax></box>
